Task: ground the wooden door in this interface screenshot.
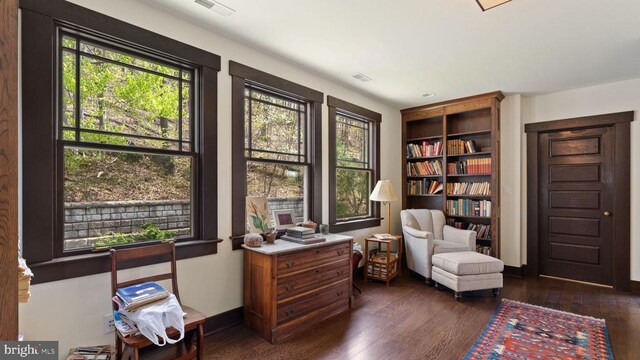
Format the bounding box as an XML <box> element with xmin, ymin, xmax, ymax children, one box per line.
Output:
<box><xmin>539</xmin><ymin>126</ymin><xmax>614</xmax><ymax>285</ymax></box>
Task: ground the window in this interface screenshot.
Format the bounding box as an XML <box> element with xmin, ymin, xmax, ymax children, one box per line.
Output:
<box><xmin>230</xmin><ymin>62</ymin><xmax>323</xmax><ymax>248</ymax></box>
<box><xmin>328</xmin><ymin>96</ymin><xmax>381</xmax><ymax>232</ymax></box>
<box><xmin>21</xmin><ymin>0</ymin><xmax>221</xmax><ymax>283</ymax></box>
<box><xmin>60</xmin><ymin>33</ymin><xmax>195</xmax><ymax>251</ymax></box>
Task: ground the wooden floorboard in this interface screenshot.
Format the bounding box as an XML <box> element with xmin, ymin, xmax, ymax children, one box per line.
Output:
<box><xmin>204</xmin><ymin>273</ymin><xmax>640</xmax><ymax>360</ymax></box>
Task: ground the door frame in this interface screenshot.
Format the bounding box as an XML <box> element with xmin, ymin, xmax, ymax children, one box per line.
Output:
<box><xmin>525</xmin><ymin>111</ymin><xmax>633</xmax><ymax>291</ymax></box>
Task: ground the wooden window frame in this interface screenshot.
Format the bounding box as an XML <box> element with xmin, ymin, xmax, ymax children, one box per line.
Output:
<box><xmin>229</xmin><ymin>61</ymin><xmax>323</xmax><ymax>250</ymax></box>
<box><xmin>328</xmin><ymin>96</ymin><xmax>381</xmax><ymax>232</ymax></box>
<box><xmin>20</xmin><ymin>0</ymin><xmax>222</xmax><ymax>284</ymax></box>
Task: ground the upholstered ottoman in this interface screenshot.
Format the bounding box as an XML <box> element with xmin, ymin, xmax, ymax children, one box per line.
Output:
<box><xmin>431</xmin><ymin>251</ymin><xmax>503</xmax><ymax>301</ymax></box>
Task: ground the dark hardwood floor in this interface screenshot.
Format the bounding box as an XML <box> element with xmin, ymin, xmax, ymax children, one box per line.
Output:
<box><xmin>204</xmin><ymin>274</ymin><xmax>640</xmax><ymax>360</ymax></box>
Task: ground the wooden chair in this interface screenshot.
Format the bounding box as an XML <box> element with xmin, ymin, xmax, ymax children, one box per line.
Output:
<box><xmin>110</xmin><ymin>242</ymin><xmax>206</xmax><ymax>360</ymax></box>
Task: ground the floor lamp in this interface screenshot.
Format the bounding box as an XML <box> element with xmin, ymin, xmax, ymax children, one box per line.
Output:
<box><xmin>370</xmin><ymin>180</ymin><xmax>399</xmax><ymax>235</ymax></box>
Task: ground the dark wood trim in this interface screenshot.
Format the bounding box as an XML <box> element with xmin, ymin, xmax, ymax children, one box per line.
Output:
<box><xmin>613</xmin><ymin>120</ymin><xmax>631</xmax><ymax>291</ymax></box>
<box><xmin>525</xmin><ymin>112</ymin><xmax>633</xmax><ymax>291</ymax></box>
<box><xmin>525</xmin><ymin>132</ymin><xmax>539</xmax><ymax>276</ymax></box>
<box><xmin>524</xmin><ymin>111</ymin><xmax>633</xmax><ymax>133</ymax></box>
<box><xmin>30</xmin><ymin>239</ymin><xmax>221</xmax><ymax>284</ymax></box>
<box><xmin>630</xmin><ymin>280</ymin><xmax>640</xmax><ymax>294</ymax></box>
<box><xmin>18</xmin><ymin>0</ymin><xmax>220</xmax><ymax>70</ymax></box>
<box><xmin>21</xmin><ymin>8</ymin><xmax>55</xmax><ymax>264</ymax></box>
<box><xmin>21</xmin><ymin>2</ymin><xmax>221</xmax><ymax>281</ymax></box>
<box><xmin>229</xmin><ymin>61</ymin><xmax>323</xmax><ymax>103</ymax></box>
<box><xmin>328</xmin><ymin>96</ymin><xmax>381</xmax><ymax>232</ymax></box>
<box><xmin>199</xmin><ymin>67</ymin><xmax>219</xmax><ymax>240</ymax></box>
<box><xmin>229</xmin><ymin>62</ymin><xmax>324</xmax><ymax>245</ymax></box>
<box><xmin>230</xmin><ymin>76</ymin><xmax>247</xmax><ymax>247</ymax></box>
<box><xmin>230</xmin><ymin>235</ymin><xmax>245</xmax><ymax>251</ymax></box>
<box><xmin>400</xmin><ymin>91</ymin><xmax>505</xmax><ymax>114</ymax></box>
<box><xmin>0</xmin><ymin>0</ymin><xmax>19</xmax><ymax>341</ymax></box>
<box><xmin>203</xmin><ymin>307</ymin><xmax>243</xmax><ymax>336</ymax></box>
<box><xmin>330</xmin><ymin>218</ymin><xmax>383</xmax><ymax>233</ymax></box>
<box><xmin>327</xmin><ymin>96</ymin><xmax>382</xmax><ymax>122</ymax></box>
<box><xmin>503</xmin><ymin>265</ymin><xmax>525</xmax><ymax>279</ymax></box>
<box><xmin>311</xmin><ymin>101</ymin><xmax>323</xmax><ymax>226</ymax></box>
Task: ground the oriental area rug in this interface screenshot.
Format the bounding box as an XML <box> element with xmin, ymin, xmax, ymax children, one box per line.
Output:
<box><xmin>465</xmin><ymin>299</ymin><xmax>614</xmax><ymax>359</ymax></box>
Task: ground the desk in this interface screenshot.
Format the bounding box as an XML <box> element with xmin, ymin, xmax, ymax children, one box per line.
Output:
<box><xmin>364</xmin><ymin>235</ymin><xmax>402</xmax><ymax>285</ymax></box>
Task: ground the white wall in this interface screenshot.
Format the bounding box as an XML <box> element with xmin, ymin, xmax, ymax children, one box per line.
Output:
<box><xmin>18</xmin><ymin>0</ymin><xmax>402</xmax><ymax>355</ymax></box>
<box><xmin>520</xmin><ymin>77</ymin><xmax>640</xmax><ymax>281</ymax></box>
<box><xmin>499</xmin><ymin>95</ymin><xmax>522</xmax><ymax>267</ymax></box>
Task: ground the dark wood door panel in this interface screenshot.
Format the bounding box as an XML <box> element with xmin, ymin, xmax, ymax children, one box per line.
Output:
<box><xmin>548</xmin><ymin>216</ymin><xmax>600</xmax><ymax>237</ymax></box>
<box><xmin>549</xmin><ymin>164</ymin><xmax>600</xmax><ymax>182</ymax></box>
<box><xmin>539</xmin><ymin>125</ymin><xmax>614</xmax><ymax>286</ymax></box>
<box><xmin>548</xmin><ymin>235</ymin><xmax>603</xmax><ymax>247</ymax></box>
<box><xmin>549</xmin><ymin>136</ymin><xmax>600</xmax><ymax>157</ymax></box>
<box><xmin>544</xmin><ymin>260</ymin><xmax>608</xmax><ymax>284</ymax></box>
<box><xmin>549</xmin><ymin>191</ymin><xmax>600</xmax><ymax>209</ymax></box>
<box><xmin>549</xmin><ymin>242</ymin><xmax>600</xmax><ymax>265</ymax></box>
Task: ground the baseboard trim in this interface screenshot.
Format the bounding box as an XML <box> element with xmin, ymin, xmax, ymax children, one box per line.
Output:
<box><xmin>503</xmin><ymin>265</ymin><xmax>525</xmax><ymax>278</ymax></box>
<box><xmin>630</xmin><ymin>280</ymin><xmax>640</xmax><ymax>294</ymax></box>
<box><xmin>204</xmin><ymin>306</ymin><xmax>243</xmax><ymax>336</ymax></box>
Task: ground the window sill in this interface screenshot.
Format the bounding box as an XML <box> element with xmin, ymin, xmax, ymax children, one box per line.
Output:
<box><xmin>330</xmin><ymin>218</ymin><xmax>382</xmax><ymax>233</ymax></box>
<box><xmin>29</xmin><ymin>238</ymin><xmax>222</xmax><ymax>284</ymax></box>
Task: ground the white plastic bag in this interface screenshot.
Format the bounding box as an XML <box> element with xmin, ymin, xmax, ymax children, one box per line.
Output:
<box><xmin>120</xmin><ymin>294</ymin><xmax>184</xmax><ymax>346</ymax></box>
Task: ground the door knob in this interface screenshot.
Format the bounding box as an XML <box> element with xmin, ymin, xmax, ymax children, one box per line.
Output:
<box><xmin>603</xmin><ymin>211</ymin><xmax>611</xmax><ymax>217</ymax></box>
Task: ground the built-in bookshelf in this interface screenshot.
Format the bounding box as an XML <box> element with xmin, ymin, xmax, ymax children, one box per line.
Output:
<box><xmin>401</xmin><ymin>92</ymin><xmax>503</xmax><ymax>257</ymax></box>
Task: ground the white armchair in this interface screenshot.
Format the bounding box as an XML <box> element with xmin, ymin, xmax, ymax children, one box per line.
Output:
<box><xmin>401</xmin><ymin>209</ymin><xmax>476</xmax><ymax>281</ymax></box>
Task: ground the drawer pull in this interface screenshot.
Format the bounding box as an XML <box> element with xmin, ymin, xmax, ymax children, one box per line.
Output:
<box><xmin>286</xmin><ymin>259</ymin><xmax>294</xmax><ymax>268</ymax></box>
<box><xmin>285</xmin><ymin>283</ymin><xmax>294</xmax><ymax>292</ymax></box>
<box><xmin>336</xmin><ymin>249</ymin><xmax>346</xmax><ymax>256</ymax></box>
<box><xmin>285</xmin><ymin>307</ymin><xmax>295</xmax><ymax>316</ymax></box>
<box><xmin>316</xmin><ymin>250</ymin><xmax>320</xmax><ymax>254</ymax></box>
<box><xmin>336</xmin><ymin>270</ymin><xmax>345</xmax><ymax>276</ymax></box>
<box><xmin>336</xmin><ymin>290</ymin><xmax>344</xmax><ymax>297</ymax></box>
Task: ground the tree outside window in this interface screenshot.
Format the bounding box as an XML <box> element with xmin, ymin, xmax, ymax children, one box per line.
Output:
<box><xmin>328</xmin><ymin>96</ymin><xmax>381</xmax><ymax>232</ymax></box>
<box><xmin>59</xmin><ymin>33</ymin><xmax>195</xmax><ymax>251</ymax></box>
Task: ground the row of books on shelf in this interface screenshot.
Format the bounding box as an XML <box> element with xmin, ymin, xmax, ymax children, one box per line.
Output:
<box><xmin>407</xmin><ymin>160</ymin><xmax>443</xmax><ymax>176</ymax></box>
<box><xmin>446</xmin><ymin>199</ymin><xmax>492</xmax><ymax>217</ymax></box>
<box><xmin>406</xmin><ymin>141</ymin><xmax>443</xmax><ymax>158</ymax></box>
<box><xmin>407</xmin><ymin>179</ymin><xmax>443</xmax><ymax>195</ymax></box>
<box><xmin>447</xmin><ymin>158</ymin><xmax>491</xmax><ymax>175</ymax></box>
<box><xmin>448</xmin><ymin>221</ymin><xmax>492</xmax><ymax>239</ymax></box>
<box><xmin>447</xmin><ymin>139</ymin><xmax>479</xmax><ymax>155</ymax></box>
<box><xmin>447</xmin><ymin>182</ymin><xmax>491</xmax><ymax>196</ymax></box>
<box><xmin>476</xmin><ymin>246</ymin><xmax>492</xmax><ymax>256</ymax></box>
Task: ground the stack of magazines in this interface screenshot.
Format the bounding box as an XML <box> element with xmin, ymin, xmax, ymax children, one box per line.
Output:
<box><xmin>280</xmin><ymin>226</ymin><xmax>325</xmax><ymax>244</ymax></box>
<box><xmin>111</xmin><ymin>281</ymin><xmax>169</xmax><ymax>337</ymax></box>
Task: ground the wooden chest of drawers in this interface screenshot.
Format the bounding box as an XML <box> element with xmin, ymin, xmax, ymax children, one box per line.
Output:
<box><xmin>243</xmin><ymin>234</ymin><xmax>353</xmax><ymax>343</ymax></box>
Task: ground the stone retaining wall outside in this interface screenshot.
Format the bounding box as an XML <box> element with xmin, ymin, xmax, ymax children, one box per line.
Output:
<box><xmin>64</xmin><ymin>197</ymin><xmax>304</xmax><ymax>248</ymax></box>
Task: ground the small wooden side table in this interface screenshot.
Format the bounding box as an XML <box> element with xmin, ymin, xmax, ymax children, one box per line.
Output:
<box><xmin>364</xmin><ymin>235</ymin><xmax>402</xmax><ymax>286</ymax></box>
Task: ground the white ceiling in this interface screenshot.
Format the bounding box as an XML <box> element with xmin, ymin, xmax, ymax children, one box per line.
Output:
<box><xmin>141</xmin><ymin>0</ymin><xmax>640</xmax><ymax>108</ymax></box>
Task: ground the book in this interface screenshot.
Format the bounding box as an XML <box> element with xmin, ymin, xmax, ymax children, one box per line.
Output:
<box><xmin>285</xmin><ymin>226</ymin><xmax>315</xmax><ymax>236</ymax></box>
<box><xmin>373</xmin><ymin>233</ymin><xmax>395</xmax><ymax>240</ymax></box>
<box><xmin>281</xmin><ymin>234</ymin><xmax>326</xmax><ymax>244</ymax></box>
<box><xmin>115</xmin><ymin>281</ymin><xmax>169</xmax><ymax>311</ymax></box>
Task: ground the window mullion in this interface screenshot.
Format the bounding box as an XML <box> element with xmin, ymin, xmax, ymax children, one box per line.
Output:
<box><xmin>74</xmin><ymin>38</ymin><xmax>81</xmax><ymax>142</ymax></box>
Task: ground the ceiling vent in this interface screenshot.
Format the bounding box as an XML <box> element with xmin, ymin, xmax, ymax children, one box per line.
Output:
<box><xmin>195</xmin><ymin>0</ymin><xmax>236</xmax><ymax>16</ymax></box>
<box><xmin>353</xmin><ymin>73</ymin><xmax>373</xmax><ymax>82</ymax></box>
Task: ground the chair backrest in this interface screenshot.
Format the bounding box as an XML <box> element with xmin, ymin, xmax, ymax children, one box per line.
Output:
<box><xmin>400</xmin><ymin>209</ymin><xmax>446</xmax><ymax>240</ymax></box>
<box><xmin>110</xmin><ymin>242</ymin><xmax>180</xmax><ymax>313</ymax></box>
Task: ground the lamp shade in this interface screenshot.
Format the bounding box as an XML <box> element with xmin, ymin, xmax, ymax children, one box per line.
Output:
<box><xmin>476</xmin><ymin>0</ymin><xmax>512</xmax><ymax>11</ymax></box>
<box><xmin>370</xmin><ymin>180</ymin><xmax>398</xmax><ymax>202</ymax></box>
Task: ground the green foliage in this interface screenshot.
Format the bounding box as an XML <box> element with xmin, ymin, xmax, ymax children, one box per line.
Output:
<box><xmin>336</xmin><ymin>168</ymin><xmax>370</xmax><ymax>219</ymax></box>
<box><xmin>92</xmin><ymin>223</ymin><xmax>176</xmax><ymax>248</ymax></box>
<box><xmin>93</xmin><ymin>232</ymin><xmax>135</xmax><ymax>247</ymax></box>
<box><xmin>139</xmin><ymin>223</ymin><xmax>176</xmax><ymax>240</ymax></box>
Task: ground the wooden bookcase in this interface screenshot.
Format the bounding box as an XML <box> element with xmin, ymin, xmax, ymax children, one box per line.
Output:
<box><xmin>400</xmin><ymin>92</ymin><xmax>504</xmax><ymax>257</ymax></box>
